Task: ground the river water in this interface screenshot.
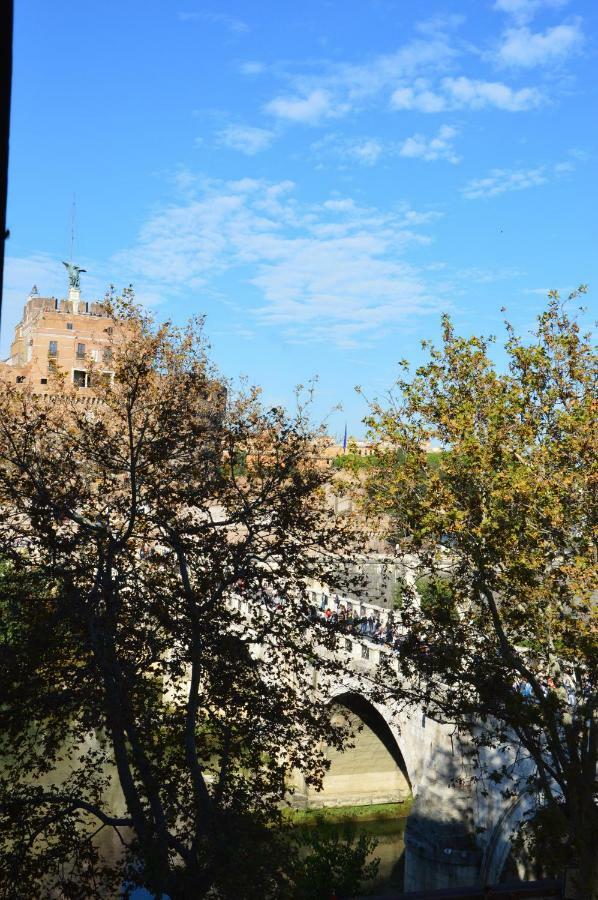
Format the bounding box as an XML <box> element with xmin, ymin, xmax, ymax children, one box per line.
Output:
<box><xmin>127</xmin><ymin>814</ymin><xmax>409</xmax><ymax>898</ymax></box>
<box><xmin>359</xmin><ymin>817</ymin><xmax>407</xmax><ymax>895</ymax></box>
<box><xmin>295</xmin><ymin>813</ymin><xmax>409</xmax><ymax>896</ymax></box>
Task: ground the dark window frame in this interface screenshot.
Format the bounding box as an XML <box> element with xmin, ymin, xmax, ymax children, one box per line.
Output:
<box><xmin>73</xmin><ymin>369</ymin><xmax>88</xmax><ymax>388</ymax></box>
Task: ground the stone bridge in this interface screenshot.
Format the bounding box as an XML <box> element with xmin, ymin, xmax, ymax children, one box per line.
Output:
<box><xmin>233</xmin><ymin>589</ymin><xmax>538</xmax><ymax>891</ymax></box>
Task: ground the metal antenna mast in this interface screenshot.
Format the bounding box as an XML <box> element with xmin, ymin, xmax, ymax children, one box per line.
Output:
<box><xmin>69</xmin><ymin>195</ymin><xmax>76</xmax><ymax>262</ymax></box>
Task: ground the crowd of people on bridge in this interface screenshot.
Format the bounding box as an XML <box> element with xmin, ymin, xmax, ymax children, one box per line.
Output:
<box><xmin>241</xmin><ymin>584</ymin><xmax>581</xmax><ymax>706</ymax></box>
<box><xmin>317</xmin><ymin>594</ymin><xmax>405</xmax><ymax>652</ymax></box>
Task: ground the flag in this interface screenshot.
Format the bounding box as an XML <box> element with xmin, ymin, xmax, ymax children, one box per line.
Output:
<box><xmin>342</xmin><ymin>423</ymin><xmax>347</xmax><ymax>453</ymax></box>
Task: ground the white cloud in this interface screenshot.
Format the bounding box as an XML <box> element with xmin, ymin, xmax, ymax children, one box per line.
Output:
<box><xmin>239</xmin><ymin>61</ymin><xmax>265</xmax><ymax>75</ymax></box>
<box><xmin>443</xmin><ymin>76</ymin><xmax>543</xmax><ymax>110</ymax></box>
<box><xmin>330</xmin><ymin>37</ymin><xmax>456</xmax><ymax>101</ymax></box>
<box><xmin>391</xmin><ymin>84</ymin><xmax>447</xmax><ymax>112</ymax></box>
<box><xmin>552</xmin><ymin>160</ymin><xmax>574</xmax><ymax>173</ymax></box>
<box><xmin>263</xmin><ymin>35</ymin><xmax>456</xmax><ymax>125</ymax></box>
<box><xmin>461</xmin><ymin>160</ymin><xmax>572</xmax><ymax>199</ymax></box>
<box><xmin>265</xmin><ymin>89</ymin><xmax>336</xmax><ymax>124</ymax></box>
<box><xmin>493</xmin><ymin>0</ymin><xmax>569</xmax><ymax>25</ymax></box>
<box><xmin>497</xmin><ymin>22</ymin><xmax>583</xmax><ymax>67</ymax></box>
<box><xmin>261</xmin><ymin>31</ymin><xmax>545</xmax><ymax>127</ymax></box>
<box><xmin>340</xmin><ymin>139</ymin><xmax>383</xmax><ymax>165</ymax></box>
<box><xmin>400</xmin><ymin>125</ymin><xmax>460</xmax><ymax>163</ymax></box>
<box><xmin>310</xmin><ymin>133</ymin><xmax>385</xmax><ymax>167</ymax></box>
<box><xmin>391</xmin><ymin>76</ymin><xmax>542</xmax><ymax>112</ymax></box>
<box><xmin>349</xmin><ymin>139</ymin><xmax>384</xmax><ymax>165</ymax></box>
<box><xmin>311</xmin><ymin>130</ymin><xmax>460</xmax><ymax>168</ymax></box>
<box><xmin>178</xmin><ymin>10</ymin><xmax>249</xmax><ymax>33</ymax></box>
<box><xmin>217</xmin><ymin>124</ymin><xmax>276</xmax><ymax>154</ymax></box>
<box><xmin>462</xmin><ymin>166</ymin><xmax>547</xmax><ymax>199</ymax></box>
<box><xmin>322</xmin><ymin>198</ymin><xmax>357</xmax><ymax>212</ymax></box>
<box><xmin>115</xmin><ymin>180</ymin><xmax>444</xmax><ymax>346</ymax></box>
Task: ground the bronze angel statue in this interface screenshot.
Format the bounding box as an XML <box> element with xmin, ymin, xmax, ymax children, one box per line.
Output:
<box><xmin>62</xmin><ymin>261</ymin><xmax>87</xmax><ymax>290</ymax></box>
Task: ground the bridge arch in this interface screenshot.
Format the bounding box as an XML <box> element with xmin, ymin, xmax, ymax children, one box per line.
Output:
<box><xmin>480</xmin><ymin>791</ymin><xmax>539</xmax><ymax>883</ymax></box>
<box><xmin>305</xmin><ymin>690</ymin><xmax>412</xmax><ymax>809</ymax></box>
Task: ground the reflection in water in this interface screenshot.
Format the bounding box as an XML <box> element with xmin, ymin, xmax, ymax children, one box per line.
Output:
<box><xmin>296</xmin><ymin>814</ymin><xmax>408</xmax><ymax>897</ymax></box>
<box><xmin>361</xmin><ymin>819</ymin><xmax>407</xmax><ymax>895</ymax></box>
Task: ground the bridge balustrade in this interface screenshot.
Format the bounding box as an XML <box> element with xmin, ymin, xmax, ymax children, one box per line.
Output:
<box><xmin>224</xmin><ymin>589</ymin><xmax>402</xmax><ymax>675</ymax></box>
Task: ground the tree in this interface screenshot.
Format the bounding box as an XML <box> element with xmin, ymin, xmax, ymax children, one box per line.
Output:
<box><xmin>293</xmin><ymin>820</ymin><xmax>379</xmax><ymax>898</ymax></box>
<box><xmin>362</xmin><ymin>292</ymin><xmax>597</xmax><ymax>894</ymax></box>
<box><xmin>0</xmin><ymin>293</ymin><xmax>359</xmax><ymax>898</ymax></box>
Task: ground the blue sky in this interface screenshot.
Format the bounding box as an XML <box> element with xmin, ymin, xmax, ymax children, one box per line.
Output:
<box><xmin>4</xmin><ymin>0</ymin><xmax>597</xmax><ymax>437</ymax></box>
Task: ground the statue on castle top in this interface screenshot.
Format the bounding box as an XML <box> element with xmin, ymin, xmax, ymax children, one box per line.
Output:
<box><xmin>62</xmin><ymin>261</ymin><xmax>86</xmax><ymax>290</ymax></box>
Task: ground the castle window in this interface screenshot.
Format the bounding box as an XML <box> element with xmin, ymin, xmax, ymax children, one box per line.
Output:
<box><xmin>103</xmin><ymin>348</ymin><xmax>113</xmax><ymax>363</ymax></box>
<box><xmin>66</xmin><ymin>323</ymin><xmax>73</xmax><ymax>330</ymax></box>
<box><xmin>48</xmin><ymin>340</ymin><xmax>58</xmax><ymax>357</ymax></box>
<box><xmin>40</xmin><ymin>378</ymin><xmax>48</xmax><ymax>385</ymax></box>
<box><xmin>73</xmin><ymin>370</ymin><xmax>88</xmax><ymax>388</ymax></box>
<box><xmin>76</xmin><ymin>343</ymin><xmax>86</xmax><ymax>358</ymax></box>
<box><xmin>16</xmin><ymin>376</ymin><xmax>25</xmax><ymax>384</ymax></box>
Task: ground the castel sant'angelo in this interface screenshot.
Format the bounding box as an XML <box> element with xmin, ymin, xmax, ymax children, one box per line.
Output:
<box><xmin>0</xmin><ymin>262</ymin><xmax>120</xmax><ymax>394</ymax></box>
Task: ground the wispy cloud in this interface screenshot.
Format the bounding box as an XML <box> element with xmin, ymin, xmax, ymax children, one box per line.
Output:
<box><xmin>493</xmin><ymin>0</ymin><xmax>570</xmax><ymax>25</ymax></box>
<box><xmin>310</xmin><ymin>134</ymin><xmax>385</xmax><ymax>167</ymax></box>
<box><xmin>461</xmin><ymin>160</ymin><xmax>572</xmax><ymax>199</ymax></box>
<box><xmin>444</xmin><ymin>76</ymin><xmax>543</xmax><ymax>110</ymax></box>
<box><xmin>115</xmin><ymin>179</ymin><xmax>444</xmax><ymax>347</ymax></box>
<box><xmin>400</xmin><ymin>125</ymin><xmax>460</xmax><ymax>163</ymax></box>
<box><xmin>239</xmin><ymin>61</ymin><xmax>265</xmax><ymax>75</ymax></box>
<box><xmin>178</xmin><ymin>10</ymin><xmax>249</xmax><ymax>34</ymax></box>
<box><xmin>263</xmin><ymin>35</ymin><xmax>456</xmax><ymax>124</ymax></box>
<box><xmin>311</xmin><ymin>129</ymin><xmax>460</xmax><ymax>167</ymax></box>
<box><xmin>390</xmin><ymin>75</ymin><xmax>543</xmax><ymax>112</ymax></box>
<box><xmin>497</xmin><ymin>21</ymin><xmax>583</xmax><ymax>67</ymax></box>
<box><xmin>391</xmin><ymin>83</ymin><xmax>447</xmax><ymax>113</ymax></box>
<box><xmin>265</xmin><ymin>89</ymin><xmax>337</xmax><ymax>124</ymax></box>
<box><xmin>462</xmin><ymin>166</ymin><xmax>546</xmax><ymax>199</ymax></box>
<box><xmin>348</xmin><ymin>139</ymin><xmax>384</xmax><ymax>165</ymax></box>
<box><xmin>217</xmin><ymin>124</ymin><xmax>276</xmax><ymax>154</ymax></box>
<box><xmin>262</xmin><ymin>30</ymin><xmax>546</xmax><ymax>126</ymax></box>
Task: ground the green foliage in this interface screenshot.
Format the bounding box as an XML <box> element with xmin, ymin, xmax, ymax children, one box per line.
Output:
<box><xmin>292</xmin><ymin>819</ymin><xmax>380</xmax><ymax>899</ymax></box>
<box><xmin>364</xmin><ymin>292</ymin><xmax>598</xmax><ymax>893</ymax></box>
<box><xmin>392</xmin><ymin>576</ymin><xmax>409</xmax><ymax>611</ymax></box>
<box><xmin>415</xmin><ymin>575</ymin><xmax>456</xmax><ymax>624</ymax></box>
<box><xmin>510</xmin><ymin>804</ymin><xmax>573</xmax><ymax>880</ymax></box>
<box><xmin>0</xmin><ymin>297</ymin><xmax>359</xmax><ymax>898</ymax></box>
<box><xmin>332</xmin><ymin>452</ymin><xmax>379</xmax><ymax>471</ymax></box>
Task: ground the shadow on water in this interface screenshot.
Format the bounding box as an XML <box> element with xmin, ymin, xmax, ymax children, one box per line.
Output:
<box><xmin>357</xmin><ymin>817</ymin><xmax>407</xmax><ymax>895</ymax></box>
<box><xmin>293</xmin><ymin>812</ymin><xmax>409</xmax><ymax>896</ymax></box>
